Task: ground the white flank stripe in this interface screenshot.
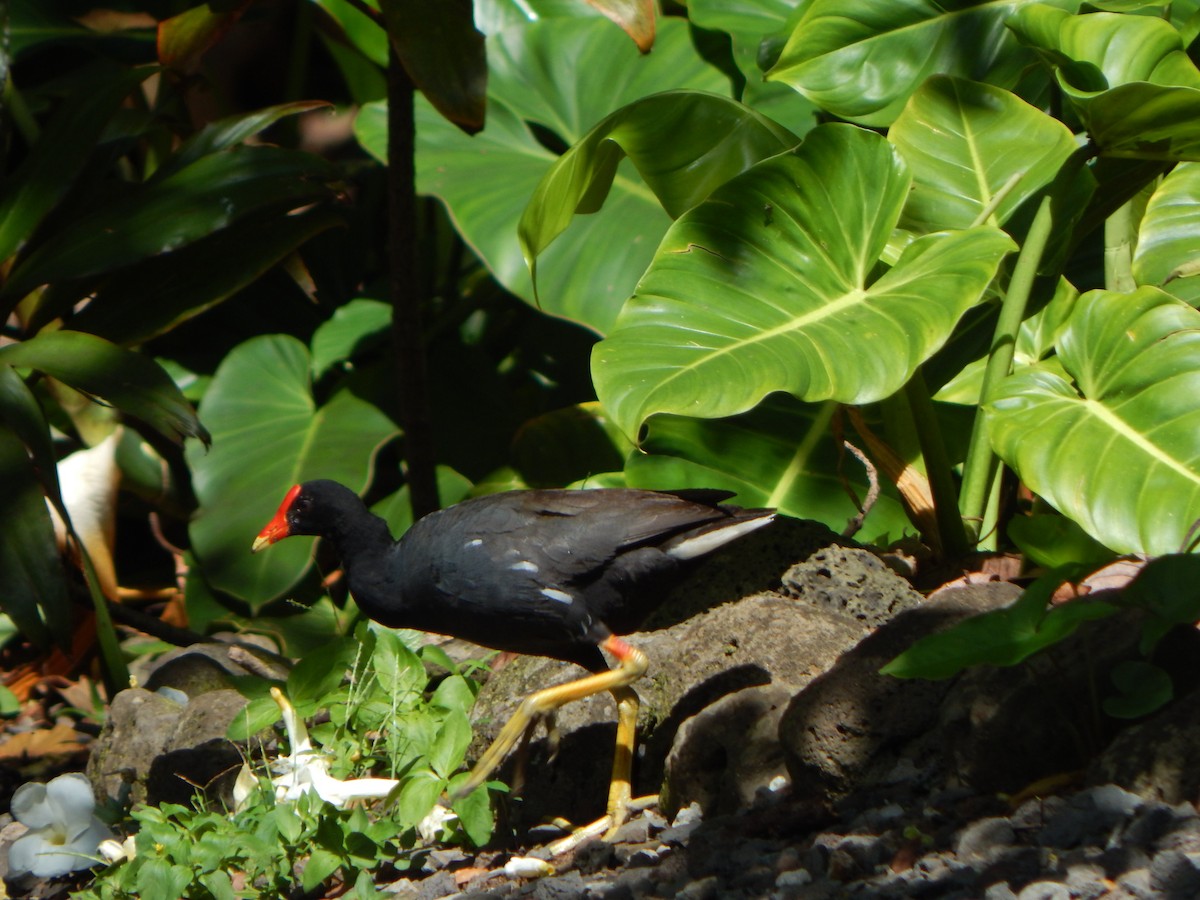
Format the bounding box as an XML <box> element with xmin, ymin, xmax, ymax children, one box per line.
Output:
<box><xmin>666</xmin><ymin>514</ymin><xmax>776</xmax><ymax>561</ymax></box>
<box><xmin>511</xmin><ymin>560</ymin><xmax>538</xmax><ymax>573</ymax></box>
<box><xmin>465</xmin><ymin>539</ymin><xmax>483</xmax><ymax>548</ymax></box>
<box><xmin>541</xmin><ymin>587</ymin><xmax>574</xmax><ymax>605</ymax></box>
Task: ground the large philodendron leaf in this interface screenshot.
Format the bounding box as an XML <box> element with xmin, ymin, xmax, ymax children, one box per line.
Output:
<box><xmin>1011</xmin><ymin>6</ymin><xmax>1200</xmax><ymax>159</ymax></box>
<box><xmin>985</xmin><ymin>287</ymin><xmax>1200</xmax><ymax>555</ymax></box>
<box><xmin>391</xmin><ymin>15</ymin><xmax>729</xmax><ymax>334</ymax></box>
<box><xmin>520</xmin><ymin>90</ymin><xmax>798</xmax><ymax>296</ymax></box>
<box><xmin>0</xmin><ymin>331</ymin><xmax>209</xmax><ymax>446</ymax></box>
<box><xmin>1132</xmin><ymin>162</ymin><xmax>1200</xmax><ymax>306</ymax></box>
<box><xmin>889</xmin><ymin>76</ymin><xmax>1080</xmax><ymax>233</ymax></box>
<box><xmin>594</xmin><ymin>125</ymin><xmax>1016</xmax><ymax>441</ymax></box>
<box><xmin>625</xmin><ymin>396</ymin><xmax>912</xmax><ymax>545</ymax></box>
<box><xmin>186</xmin><ymin>335</ymin><xmax>398</xmax><ymax>607</ymax></box>
<box><xmin>764</xmin><ymin>0</ymin><xmax>1073</xmax><ymax>127</ymax></box>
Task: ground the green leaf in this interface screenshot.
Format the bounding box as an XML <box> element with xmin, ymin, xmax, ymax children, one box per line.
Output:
<box><xmin>429</xmin><ymin>708</ymin><xmax>472</xmax><ymax>778</ymax></box>
<box><xmin>380</xmin><ymin>0</ymin><xmax>487</xmax><ymax>133</ymax></box>
<box><xmin>199</xmin><ymin>870</ymin><xmax>237</xmax><ymax>900</ymax></box>
<box><xmin>67</xmin><ymin>206</ymin><xmax>345</xmax><ymax>344</ymax></box>
<box><xmin>448</xmin><ymin>774</ymin><xmax>494</xmax><ymax>845</ymax></box>
<box><xmin>310</xmin><ymin>298</ymin><xmax>393</xmax><ymax>380</ymax></box>
<box><xmin>301</xmin><ymin>847</ymin><xmax>344</xmax><ymax>894</ymax></box>
<box><xmin>396</xmin><ymin>769</ymin><xmax>443</xmax><ymax>825</ymax></box>
<box><xmin>315</xmin><ymin>0</ymin><xmax>388</xmax><ymax>65</ymax></box>
<box><xmin>764</xmin><ymin>0</ymin><xmax>1063</xmax><ymax>126</ymax></box>
<box><xmin>135</xmin><ymin>859</ymin><xmax>194</xmax><ymax>899</ymax></box>
<box><xmin>1132</xmin><ymin>162</ymin><xmax>1200</xmax><ymax>305</ymax></box>
<box><xmin>4</xmin><ymin>146</ymin><xmax>337</xmax><ymax>303</ymax></box>
<box><xmin>0</xmin><ymin>331</ymin><xmax>209</xmax><ymax>446</ymax></box>
<box><xmin>1103</xmin><ymin>660</ymin><xmax>1173</xmax><ymax>718</ymax></box>
<box><xmin>396</xmin><ymin>15</ymin><xmax>730</xmax><ymax>333</ymax></box>
<box><xmin>287</xmin><ymin>637</ymin><xmax>356</xmax><ymax>712</ymax></box>
<box><xmin>1117</xmin><ymin>554</ymin><xmax>1200</xmax><ymax>653</ymax></box>
<box><xmin>370</xmin><ymin>628</ymin><xmax>429</xmax><ymax>697</ymax></box>
<box><xmin>0</xmin><ymin>685</ymin><xmax>18</xmax><ymax>716</ymax></box>
<box><xmin>881</xmin><ymin>570</ymin><xmax>1116</xmax><ymax>679</ymax></box>
<box><xmin>890</xmin><ymin>76</ymin><xmax>1079</xmax><ymax>232</ymax></box>
<box><xmin>227</xmin><ymin>695</ymin><xmax>283</xmax><ymax>742</ymax></box>
<box><xmin>512</xmin><ymin>403</ymin><xmax>630</xmax><ymax>488</ymax></box>
<box><xmin>0</xmin><ymin>64</ymin><xmax>152</xmax><ymax>263</ymax></box>
<box><xmin>1012</xmin><ymin>5</ymin><xmax>1200</xmax><ymax>158</ymax></box>
<box><xmin>0</xmin><ymin>429</ymin><xmax>66</xmax><ymax>647</ymax></box>
<box><xmin>157</xmin><ymin>2</ymin><xmax>244</xmax><ymax>71</ymax></box>
<box><xmin>186</xmin><ymin>335</ymin><xmax>398</xmax><ymax>606</ymax></box>
<box><xmin>519</xmin><ymin>90</ymin><xmax>797</xmax><ymax>296</ymax></box>
<box><xmin>274</xmin><ymin>805</ymin><xmax>304</xmax><ymax>843</ymax></box>
<box><xmin>594</xmin><ymin>124</ymin><xmax>1016</xmax><ymax>439</ymax></box>
<box><xmin>1008</xmin><ymin>513</ymin><xmax>1116</xmax><ymax>569</ymax></box>
<box><xmin>985</xmin><ymin>287</ymin><xmax>1200</xmax><ymax>555</ymax></box>
<box><xmin>430</xmin><ymin>674</ymin><xmax>476</xmax><ymax>713</ymax></box>
<box><xmin>625</xmin><ymin>396</ymin><xmax>912</xmax><ymax>545</ymax></box>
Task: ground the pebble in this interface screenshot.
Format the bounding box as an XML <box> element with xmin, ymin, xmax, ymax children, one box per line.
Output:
<box><xmin>955</xmin><ymin>816</ymin><xmax>1016</xmax><ymax>862</ymax></box>
<box><xmin>1015</xmin><ymin>880</ymin><xmax>1072</xmax><ymax>900</ymax></box>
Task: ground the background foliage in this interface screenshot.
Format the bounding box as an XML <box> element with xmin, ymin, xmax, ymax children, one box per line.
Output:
<box><xmin>5</xmin><ymin>0</ymin><xmax>1200</xmax><ymax>889</ymax></box>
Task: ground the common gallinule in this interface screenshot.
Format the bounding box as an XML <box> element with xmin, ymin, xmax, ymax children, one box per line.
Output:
<box><xmin>252</xmin><ymin>480</ymin><xmax>775</xmax><ymax>832</ymax></box>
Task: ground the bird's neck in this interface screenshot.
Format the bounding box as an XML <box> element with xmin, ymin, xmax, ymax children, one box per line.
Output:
<box><xmin>327</xmin><ymin>509</ymin><xmax>394</xmax><ymax>569</ymax></box>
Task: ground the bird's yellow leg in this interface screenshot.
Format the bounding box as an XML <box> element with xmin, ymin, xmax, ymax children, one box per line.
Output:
<box><xmin>450</xmin><ymin>636</ymin><xmax>648</xmax><ymax>805</ymax></box>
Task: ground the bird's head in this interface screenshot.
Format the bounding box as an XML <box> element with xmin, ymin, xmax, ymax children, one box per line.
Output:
<box><xmin>251</xmin><ymin>480</ymin><xmax>359</xmax><ymax>552</ymax></box>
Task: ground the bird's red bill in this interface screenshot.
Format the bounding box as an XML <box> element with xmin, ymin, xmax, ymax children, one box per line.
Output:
<box><xmin>251</xmin><ymin>484</ymin><xmax>302</xmax><ymax>553</ymax></box>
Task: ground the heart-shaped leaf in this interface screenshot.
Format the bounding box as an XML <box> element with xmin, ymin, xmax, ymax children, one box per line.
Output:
<box><xmin>890</xmin><ymin>76</ymin><xmax>1079</xmax><ymax>232</ymax></box>
<box><xmin>186</xmin><ymin>335</ymin><xmax>398</xmax><ymax>606</ymax></box>
<box><xmin>520</xmin><ymin>90</ymin><xmax>797</xmax><ymax>297</ymax></box>
<box><xmin>765</xmin><ymin>0</ymin><xmax>1052</xmax><ymax>126</ymax></box>
<box><xmin>385</xmin><ymin>15</ymin><xmax>729</xmax><ymax>334</ymax></box>
<box><xmin>1012</xmin><ymin>5</ymin><xmax>1200</xmax><ymax>158</ymax></box>
<box><xmin>594</xmin><ymin>124</ymin><xmax>1016</xmax><ymax>439</ymax></box>
<box><xmin>986</xmin><ymin>287</ymin><xmax>1200</xmax><ymax>555</ymax></box>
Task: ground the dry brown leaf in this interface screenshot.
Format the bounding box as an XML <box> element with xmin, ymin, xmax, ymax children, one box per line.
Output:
<box><xmin>0</xmin><ymin>722</ymin><xmax>87</xmax><ymax>761</ymax></box>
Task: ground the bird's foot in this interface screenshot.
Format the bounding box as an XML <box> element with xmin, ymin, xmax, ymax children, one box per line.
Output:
<box><xmin>543</xmin><ymin>794</ymin><xmax>659</xmax><ymax>858</ymax></box>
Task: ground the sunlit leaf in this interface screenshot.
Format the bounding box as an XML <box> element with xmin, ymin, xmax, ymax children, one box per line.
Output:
<box><xmin>594</xmin><ymin>125</ymin><xmax>1016</xmax><ymax>439</ymax></box>
<box><xmin>520</xmin><ymin>90</ymin><xmax>796</xmax><ymax>295</ymax></box>
<box><xmin>585</xmin><ymin>0</ymin><xmax>655</xmax><ymax>52</ymax></box>
<box><xmin>890</xmin><ymin>76</ymin><xmax>1079</xmax><ymax>232</ymax></box>
<box><xmin>765</xmin><ymin>0</ymin><xmax>1065</xmax><ymax>126</ymax></box>
<box><xmin>1132</xmin><ymin>162</ymin><xmax>1200</xmax><ymax>305</ymax></box>
<box><xmin>882</xmin><ymin>569</ymin><xmax>1115</xmax><ymax>679</ymax></box>
<box><xmin>986</xmin><ymin>287</ymin><xmax>1200</xmax><ymax>555</ymax></box>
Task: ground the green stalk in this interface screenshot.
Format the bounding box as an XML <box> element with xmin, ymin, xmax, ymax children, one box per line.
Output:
<box><xmin>76</xmin><ymin>540</ymin><xmax>130</xmax><ymax>694</ymax></box>
<box><xmin>4</xmin><ymin>73</ymin><xmax>39</xmax><ymax>144</ymax></box>
<box><xmin>959</xmin><ymin>196</ymin><xmax>1054</xmax><ymax>547</ymax></box>
<box><xmin>903</xmin><ymin>370</ymin><xmax>969</xmax><ymax>559</ymax></box>
<box><xmin>1104</xmin><ymin>198</ymin><xmax>1137</xmax><ymax>293</ymax></box>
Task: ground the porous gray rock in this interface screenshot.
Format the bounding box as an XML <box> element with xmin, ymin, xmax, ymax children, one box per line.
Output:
<box><xmin>88</xmin><ymin>686</ymin><xmax>251</xmax><ymax>808</ymax></box>
<box><xmin>779</xmin><ymin>581</ymin><xmax>1020</xmax><ymax>800</ymax></box>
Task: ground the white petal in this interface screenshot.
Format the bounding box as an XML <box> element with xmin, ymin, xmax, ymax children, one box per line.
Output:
<box><xmin>8</xmin><ymin>832</ymin><xmax>91</xmax><ymax>878</ymax></box>
<box><xmin>45</xmin><ymin>773</ymin><xmax>98</xmax><ymax>828</ymax></box>
<box><xmin>11</xmin><ymin>782</ymin><xmax>53</xmax><ymax>829</ymax></box>
<box><xmin>417</xmin><ymin>805</ymin><xmax>457</xmax><ymax>843</ymax></box>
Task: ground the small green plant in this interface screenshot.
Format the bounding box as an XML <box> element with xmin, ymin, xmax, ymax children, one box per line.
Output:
<box><xmin>80</xmin><ymin>625</ymin><xmax>493</xmax><ymax>898</ymax></box>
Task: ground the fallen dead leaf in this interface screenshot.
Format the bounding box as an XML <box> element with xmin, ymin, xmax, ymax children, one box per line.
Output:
<box><xmin>0</xmin><ymin>721</ymin><xmax>88</xmax><ymax>762</ymax></box>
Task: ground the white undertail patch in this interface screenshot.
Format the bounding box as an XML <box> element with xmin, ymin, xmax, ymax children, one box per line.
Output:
<box><xmin>665</xmin><ymin>513</ymin><xmax>776</xmax><ymax>561</ymax></box>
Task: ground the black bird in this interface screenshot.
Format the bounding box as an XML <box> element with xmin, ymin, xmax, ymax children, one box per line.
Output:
<box><xmin>252</xmin><ymin>480</ymin><xmax>775</xmax><ymax>832</ymax></box>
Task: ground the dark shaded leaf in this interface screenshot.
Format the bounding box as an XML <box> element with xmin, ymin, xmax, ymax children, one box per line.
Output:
<box><xmin>0</xmin><ymin>331</ymin><xmax>209</xmax><ymax>446</ymax></box>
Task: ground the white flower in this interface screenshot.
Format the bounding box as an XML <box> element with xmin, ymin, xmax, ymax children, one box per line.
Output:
<box><xmin>8</xmin><ymin>773</ymin><xmax>114</xmax><ymax>878</ymax></box>
<box><xmin>236</xmin><ymin>687</ymin><xmax>400</xmax><ymax>811</ymax></box>
<box><xmin>416</xmin><ymin>804</ymin><xmax>459</xmax><ymax>844</ymax></box>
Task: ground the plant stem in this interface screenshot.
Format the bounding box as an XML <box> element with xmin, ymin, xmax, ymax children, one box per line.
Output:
<box><xmin>959</xmin><ymin>196</ymin><xmax>1054</xmax><ymax>547</ymax></box>
<box><xmin>387</xmin><ymin>50</ymin><xmax>440</xmax><ymax>519</ymax></box>
<box><xmin>77</xmin><ymin>545</ymin><xmax>130</xmax><ymax>693</ymax></box>
<box><xmin>1104</xmin><ymin>198</ymin><xmax>1137</xmax><ymax>292</ymax></box>
<box><xmin>902</xmin><ymin>370</ymin><xmax>969</xmax><ymax>558</ymax></box>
